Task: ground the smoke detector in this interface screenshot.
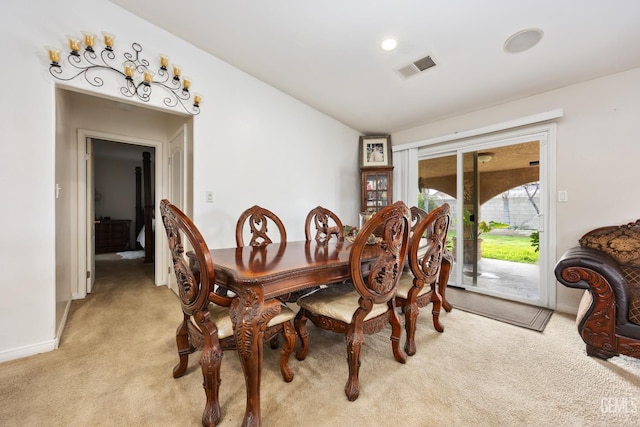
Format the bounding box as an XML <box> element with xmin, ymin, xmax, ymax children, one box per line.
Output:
<box><xmin>395</xmin><ymin>55</ymin><xmax>437</xmax><ymax>79</ymax></box>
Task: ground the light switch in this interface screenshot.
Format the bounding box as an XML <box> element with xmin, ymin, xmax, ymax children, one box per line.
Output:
<box><xmin>205</xmin><ymin>191</ymin><xmax>214</xmax><ymax>203</ymax></box>
<box><xmin>558</xmin><ymin>190</ymin><xmax>568</xmax><ymax>202</ymax></box>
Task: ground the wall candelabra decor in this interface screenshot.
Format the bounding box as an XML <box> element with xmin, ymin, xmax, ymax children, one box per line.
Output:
<box><xmin>47</xmin><ymin>32</ymin><xmax>202</xmax><ymax>115</ymax></box>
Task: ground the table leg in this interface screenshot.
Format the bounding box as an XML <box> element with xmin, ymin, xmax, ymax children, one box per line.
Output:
<box><xmin>229</xmin><ymin>290</ymin><xmax>281</xmax><ymax>427</ymax></box>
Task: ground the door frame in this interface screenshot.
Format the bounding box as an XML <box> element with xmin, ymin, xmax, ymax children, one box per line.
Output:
<box><xmin>76</xmin><ymin>129</ymin><xmax>167</xmax><ymax>298</ymax></box>
<box><xmin>86</xmin><ymin>138</ymin><xmax>95</xmax><ymax>293</ymax></box>
<box><xmin>417</xmin><ymin>122</ymin><xmax>557</xmax><ymax>309</ymax></box>
<box><xmin>166</xmin><ymin>124</ymin><xmax>188</xmax><ymax>295</ymax></box>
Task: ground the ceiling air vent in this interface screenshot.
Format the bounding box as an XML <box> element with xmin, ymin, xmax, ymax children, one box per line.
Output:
<box><xmin>395</xmin><ymin>55</ymin><xmax>436</xmax><ymax>79</ymax></box>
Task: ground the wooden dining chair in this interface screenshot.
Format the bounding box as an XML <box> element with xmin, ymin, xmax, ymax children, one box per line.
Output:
<box><xmin>410</xmin><ymin>207</ymin><xmax>455</xmax><ymax>314</ymax></box>
<box><xmin>410</xmin><ymin>206</ymin><xmax>429</xmax><ymax>233</ymax></box>
<box><xmin>403</xmin><ymin>206</ymin><xmax>429</xmax><ymax>272</ymax></box>
<box><xmin>295</xmin><ymin>201</ymin><xmax>411</xmax><ymax>401</ymax></box>
<box><xmin>209</xmin><ymin>205</ymin><xmax>287</xmax><ymax>299</ymax></box>
<box><xmin>415</xmin><ymin>205</ymin><xmax>455</xmax><ymax>314</ymax></box>
<box><xmin>235</xmin><ymin>204</ymin><xmax>291</xmax><ymax>345</ymax></box>
<box><xmin>304</xmin><ymin>205</ymin><xmax>344</xmax><ymax>242</ymax></box>
<box><xmin>159</xmin><ymin>199</ymin><xmax>297</xmax><ymax>426</ymax></box>
<box><xmin>395</xmin><ymin>203</ymin><xmax>451</xmax><ymax>356</ymax></box>
<box><xmin>286</xmin><ymin>205</ymin><xmax>346</xmax><ymax>300</ymax></box>
<box><xmin>236</xmin><ymin>205</ymin><xmax>287</xmax><ymax>247</ymax></box>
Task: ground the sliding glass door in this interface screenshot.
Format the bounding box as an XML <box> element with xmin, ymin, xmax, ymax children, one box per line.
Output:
<box><xmin>418</xmin><ymin>139</ymin><xmax>544</xmax><ymax>306</ymax></box>
<box><xmin>418</xmin><ymin>152</ymin><xmax>458</xmax><ymax>285</ymax></box>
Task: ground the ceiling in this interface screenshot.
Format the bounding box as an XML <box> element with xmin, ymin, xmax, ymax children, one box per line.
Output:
<box><xmin>419</xmin><ymin>141</ymin><xmax>540</xmax><ymax>179</ymax></box>
<box><xmin>109</xmin><ymin>1</ymin><xmax>640</xmax><ymax>134</ymax></box>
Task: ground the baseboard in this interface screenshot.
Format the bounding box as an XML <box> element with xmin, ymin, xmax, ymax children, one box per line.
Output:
<box><xmin>55</xmin><ymin>299</ymin><xmax>73</xmax><ymax>349</ymax></box>
<box><xmin>0</xmin><ymin>300</ymin><xmax>71</xmax><ymax>363</ymax></box>
<box><xmin>0</xmin><ymin>339</ymin><xmax>56</xmax><ymax>363</ymax></box>
<box><xmin>554</xmin><ymin>302</ymin><xmax>578</xmax><ymax>315</ymax></box>
<box><xmin>72</xmin><ymin>291</ymin><xmax>86</xmax><ymax>300</ymax></box>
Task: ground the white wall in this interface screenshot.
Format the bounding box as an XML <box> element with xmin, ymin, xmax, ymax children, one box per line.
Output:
<box><xmin>55</xmin><ymin>88</ymin><xmax>73</xmax><ymax>339</ymax></box>
<box><xmin>392</xmin><ymin>67</ymin><xmax>640</xmax><ymax>313</ymax></box>
<box><xmin>0</xmin><ymin>0</ymin><xmax>360</xmax><ymax>361</ymax></box>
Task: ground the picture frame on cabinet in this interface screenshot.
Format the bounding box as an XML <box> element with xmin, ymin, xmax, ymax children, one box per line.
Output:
<box><xmin>359</xmin><ymin>135</ymin><xmax>392</xmax><ymax>167</ymax></box>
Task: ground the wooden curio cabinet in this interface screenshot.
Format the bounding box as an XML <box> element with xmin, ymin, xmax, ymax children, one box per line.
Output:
<box><xmin>360</xmin><ymin>166</ymin><xmax>393</xmax><ymax>213</ymax></box>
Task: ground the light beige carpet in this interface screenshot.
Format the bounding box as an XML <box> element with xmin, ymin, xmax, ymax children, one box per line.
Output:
<box><xmin>1</xmin><ymin>258</ymin><xmax>639</xmax><ymax>426</ymax></box>
<box><xmin>446</xmin><ymin>287</ymin><xmax>554</xmax><ymax>332</ymax></box>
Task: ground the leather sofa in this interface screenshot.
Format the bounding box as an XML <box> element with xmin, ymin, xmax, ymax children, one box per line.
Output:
<box><xmin>554</xmin><ymin>220</ymin><xmax>640</xmax><ymax>360</ymax></box>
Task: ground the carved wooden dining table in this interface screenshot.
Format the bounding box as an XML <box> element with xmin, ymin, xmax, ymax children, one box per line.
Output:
<box><xmin>206</xmin><ymin>239</ymin><xmax>380</xmax><ymax>427</ymax></box>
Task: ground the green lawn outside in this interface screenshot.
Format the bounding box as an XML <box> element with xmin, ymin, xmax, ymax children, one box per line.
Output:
<box><xmin>447</xmin><ymin>232</ymin><xmax>539</xmax><ymax>264</ymax></box>
<box><xmin>480</xmin><ymin>233</ymin><xmax>539</xmax><ymax>264</ymax></box>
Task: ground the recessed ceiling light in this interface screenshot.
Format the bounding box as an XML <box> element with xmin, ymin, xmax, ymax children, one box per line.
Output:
<box><xmin>381</xmin><ymin>38</ymin><xmax>398</xmax><ymax>51</ymax></box>
<box><xmin>504</xmin><ymin>28</ymin><xmax>543</xmax><ymax>53</ymax></box>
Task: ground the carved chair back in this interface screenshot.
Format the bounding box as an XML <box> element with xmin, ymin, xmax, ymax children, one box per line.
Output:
<box><xmin>235</xmin><ymin>205</ymin><xmax>287</xmax><ymax>247</ymax></box>
<box><xmin>410</xmin><ymin>206</ymin><xmax>428</xmax><ymax>236</ymax></box>
<box><xmin>407</xmin><ymin>203</ymin><xmax>451</xmax><ymax>288</ymax></box>
<box><xmin>160</xmin><ymin>199</ymin><xmax>232</xmax><ymax>316</ymax></box>
<box><xmin>350</xmin><ymin>201</ymin><xmax>411</xmax><ymax>309</ymax></box>
<box><xmin>304</xmin><ymin>206</ymin><xmax>345</xmax><ymax>242</ymax></box>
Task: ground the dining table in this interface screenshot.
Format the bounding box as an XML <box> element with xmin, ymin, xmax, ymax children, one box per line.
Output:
<box><xmin>206</xmin><ymin>238</ymin><xmax>381</xmax><ymax>427</ymax></box>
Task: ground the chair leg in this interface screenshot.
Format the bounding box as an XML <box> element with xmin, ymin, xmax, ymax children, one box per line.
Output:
<box><xmin>279</xmin><ymin>322</ymin><xmax>296</xmax><ymax>382</ymax></box>
<box><xmin>403</xmin><ymin>301</ymin><xmax>419</xmax><ymax>356</ymax></box>
<box><xmin>344</xmin><ymin>325</ymin><xmax>363</xmax><ymax>402</ymax></box>
<box><xmin>390</xmin><ymin>303</ymin><xmax>408</xmax><ymax>364</ymax></box>
<box><xmin>294</xmin><ymin>310</ymin><xmax>310</xmax><ymax>361</ymax></box>
<box><xmin>173</xmin><ymin>314</ymin><xmax>193</xmax><ymax>378</ymax></box>
<box><xmin>194</xmin><ymin>312</ymin><xmax>223</xmax><ymax>427</ymax></box>
<box><xmin>431</xmin><ymin>284</ymin><xmax>444</xmax><ymax>333</ymax></box>
<box><xmin>439</xmin><ymin>258</ymin><xmax>453</xmax><ymax>312</ymax></box>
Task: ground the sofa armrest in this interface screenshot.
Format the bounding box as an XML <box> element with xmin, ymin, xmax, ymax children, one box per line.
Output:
<box><xmin>555</xmin><ymin>246</ymin><xmax>630</xmax><ymax>327</ymax></box>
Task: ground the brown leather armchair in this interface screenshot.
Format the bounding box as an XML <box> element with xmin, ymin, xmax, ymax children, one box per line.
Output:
<box><xmin>554</xmin><ymin>220</ymin><xmax>640</xmax><ymax>360</ymax></box>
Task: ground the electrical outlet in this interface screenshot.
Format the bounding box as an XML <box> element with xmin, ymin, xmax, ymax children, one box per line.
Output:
<box><xmin>205</xmin><ymin>191</ymin><xmax>214</xmax><ymax>203</ymax></box>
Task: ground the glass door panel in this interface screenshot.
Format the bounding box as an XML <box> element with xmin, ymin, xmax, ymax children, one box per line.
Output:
<box><xmin>461</xmin><ymin>142</ymin><xmax>541</xmax><ymax>301</ymax></box>
<box><xmin>419</xmin><ymin>140</ymin><xmax>542</xmax><ymax>305</ymax></box>
<box><xmin>417</xmin><ymin>153</ymin><xmax>458</xmax><ymax>285</ymax></box>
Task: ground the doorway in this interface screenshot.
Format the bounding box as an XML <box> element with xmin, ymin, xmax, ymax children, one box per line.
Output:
<box><xmin>417</xmin><ymin>128</ymin><xmax>553</xmax><ymax>308</ymax></box>
<box><xmin>65</xmin><ymin>91</ymin><xmax>192</xmax><ymax>299</ymax></box>
<box><xmin>459</xmin><ymin>142</ymin><xmax>540</xmax><ymax>301</ymax></box>
<box><xmin>79</xmin><ymin>130</ymin><xmax>165</xmax><ymax>296</ymax></box>
<box><xmin>93</xmin><ymin>139</ymin><xmax>156</xmax><ymax>262</ymax></box>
